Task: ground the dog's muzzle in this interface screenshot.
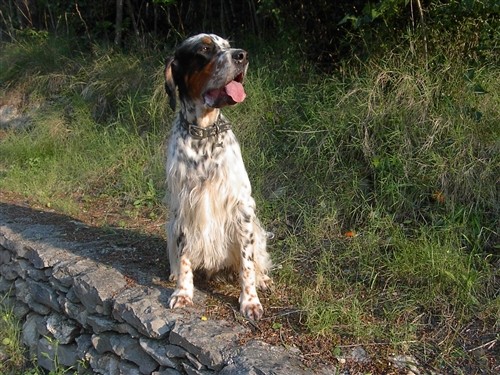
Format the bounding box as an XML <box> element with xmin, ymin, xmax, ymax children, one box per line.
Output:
<box><xmin>203</xmin><ymin>49</ymin><xmax>248</xmax><ymax>108</ymax></box>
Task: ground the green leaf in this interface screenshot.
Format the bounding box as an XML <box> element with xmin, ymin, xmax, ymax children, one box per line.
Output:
<box><xmin>472</xmin><ymin>84</ymin><xmax>487</xmax><ymax>94</ymax></box>
<box><xmin>272</xmin><ymin>322</ymin><xmax>283</xmax><ymax>330</ymax></box>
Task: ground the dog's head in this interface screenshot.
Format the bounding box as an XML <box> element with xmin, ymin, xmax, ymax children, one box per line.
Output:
<box><xmin>165</xmin><ymin>34</ymin><xmax>248</xmax><ymax>111</ymax></box>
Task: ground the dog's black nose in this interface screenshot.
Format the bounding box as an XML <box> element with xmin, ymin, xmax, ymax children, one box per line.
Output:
<box><xmin>232</xmin><ymin>49</ymin><xmax>248</xmax><ymax>64</ymax></box>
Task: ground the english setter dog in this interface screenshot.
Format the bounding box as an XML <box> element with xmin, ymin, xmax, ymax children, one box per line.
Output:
<box><xmin>164</xmin><ymin>34</ymin><xmax>272</xmax><ymax>320</ymax></box>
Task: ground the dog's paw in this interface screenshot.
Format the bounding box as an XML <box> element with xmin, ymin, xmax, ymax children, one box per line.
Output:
<box><xmin>257</xmin><ymin>275</ymin><xmax>273</xmax><ymax>291</ymax></box>
<box><xmin>169</xmin><ymin>291</ymin><xmax>193</xmax><ymax>309</ymax></box>
<box><xmin>240</xmin><ymin>300</ymin><xmax>264</xmax><ymax>321</ymax></box>
<box><xmin>168</xmin><ymin>273</ymin><xmax>178</xmax><ymax>282</ymax></box>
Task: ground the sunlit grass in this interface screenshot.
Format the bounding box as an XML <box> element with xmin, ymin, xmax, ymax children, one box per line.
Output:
<box><xmin>0</xmin><ymin>295</ymin><xmax>83</xmax><ymax>374</ymax></box>
<box><xmin>0</xmin><ymin>32</ymin><xmax>498</xmax><ymax>371</ymax></box>
<box><xmin>0</xmin><ymin>297</ymin><xmax>27</xmax><ymax>373</ymax></box>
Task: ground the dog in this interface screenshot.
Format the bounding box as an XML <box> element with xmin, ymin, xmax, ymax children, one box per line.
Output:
<box><xmin>164</xmin><ymin>34</ymin><xmax>272</xmax><ymax>321</ymax></box>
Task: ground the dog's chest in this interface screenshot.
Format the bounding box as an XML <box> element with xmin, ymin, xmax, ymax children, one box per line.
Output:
<box><xmin>167</xmin><ymin>127</ymin><xmax>250</xmax><ymax>193</ymax></box>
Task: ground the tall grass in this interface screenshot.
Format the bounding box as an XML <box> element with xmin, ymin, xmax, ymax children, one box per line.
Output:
<box><xmin>230</xmin><ymin>35</ymin><xmax>499</xmax><ymax>368</ymax></box>
<box><xmin>1</xmin><ymin>31</ymin><xmax>498</xmax><ymax>371</ymax></box>
<box><xmin>0</xmin><ymin>33</ymin><xmax>169</xmax><ymax>213</ymax></box>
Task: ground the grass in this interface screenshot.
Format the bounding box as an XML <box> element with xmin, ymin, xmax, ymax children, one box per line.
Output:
<box><xmin>0</xmin><ymin>34</ymin><xmax>168</xmax><ymax>214</ymax></box>
<box><xmin>0</xmin><ymin>295</ymin><xmax>75</xmax><ymax>374</ymax></box>
<box><xmin>0</xmin><ymin>295</ymin><xmax>26</xmax><ymax>373</ymax></box>
<box><xmin>1</xmin><ymin>30</ymin><xmax>499</xmax><ymax>372</ymax></box>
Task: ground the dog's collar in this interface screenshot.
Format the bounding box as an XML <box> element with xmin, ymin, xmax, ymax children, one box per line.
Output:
<box><xmin>180</xmin><ymin>113</ymin><xmax>232</xmax><ymax>140</ymax></box>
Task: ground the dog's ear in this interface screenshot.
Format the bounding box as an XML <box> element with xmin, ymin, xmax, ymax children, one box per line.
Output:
<box><xmin>165</xmin><ymin>57</ymin><xmax>177</xmax><ymax>111</ymax></box>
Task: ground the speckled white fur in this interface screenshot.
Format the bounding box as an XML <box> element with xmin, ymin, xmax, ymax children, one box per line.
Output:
<box><xmin>164</xmin><ymin>34</ymin><xmax>272</xmax><ymax>321</ymax></box>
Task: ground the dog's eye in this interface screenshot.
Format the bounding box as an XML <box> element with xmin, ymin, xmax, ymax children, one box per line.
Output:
<box><xmin>199</xmin><ymin>45</ymin><xmax>211</xmax><ymax>54</ymax></box>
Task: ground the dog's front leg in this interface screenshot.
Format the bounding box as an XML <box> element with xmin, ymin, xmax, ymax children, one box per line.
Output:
<box><xmin>239</xmin><ymin>256</ymin><xmax>263</xmax><ymax>321</ymax></box>
<box><xmin>238</xmin><ymin>209</ymin><xmax>264</xmax><ymax>321</ymax></box>
<box><xmin>169</xmin><ymin>254</ymin><xmax>194</xmax><ymax>308</ymax></box>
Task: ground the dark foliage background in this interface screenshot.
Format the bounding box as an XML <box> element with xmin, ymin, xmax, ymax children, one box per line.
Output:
<box><xmin>1</xmin><ymin>0</ymin><xmax>498</xmax><ymax>69</ymax></box>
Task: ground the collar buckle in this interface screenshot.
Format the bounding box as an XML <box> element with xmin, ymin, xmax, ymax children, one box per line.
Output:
<box><xmin>181</xmin><ymin>114</ymin><xmax>231</xmax><ymax>140</ymax></box>
<box><xmin>187</xmin><ymin>124</ymin><xmax>206</xmax><ymax>139</ymax></box>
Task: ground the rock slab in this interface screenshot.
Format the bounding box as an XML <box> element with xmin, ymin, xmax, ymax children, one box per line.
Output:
<box><xmin>0</xmin><ymin>202</ymin><xmax>331</xmax><ymax>374</ymax></box>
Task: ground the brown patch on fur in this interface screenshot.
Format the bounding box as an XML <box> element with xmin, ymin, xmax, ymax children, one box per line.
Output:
<box><xmin>186</xmin><ymin>60</ymin><xmax>216</xmax><ymax>100</ymax></box>
<box><xmin>201</xmin><ymin>35</ymin><xmax>213</xmax><ymax>45</ymax></box>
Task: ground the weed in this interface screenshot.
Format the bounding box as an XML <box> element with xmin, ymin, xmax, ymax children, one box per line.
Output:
<box><xmin>0</xmin><ymin>294</ymin><xmax>80</xmax><ymax>374</ymax></box>
<box><xmin>0</xmin><ymin>295</ymin><xmax>27</xmax><ymax>373</ymax></box>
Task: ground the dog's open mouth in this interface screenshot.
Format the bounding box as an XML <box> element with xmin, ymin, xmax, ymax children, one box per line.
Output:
<box><xmin>204</xmin><ymin>73</ymin><xmax>246</xmax><ymax>107</ymax></box>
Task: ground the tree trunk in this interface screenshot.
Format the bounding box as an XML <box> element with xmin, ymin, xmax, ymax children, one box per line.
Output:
<box><xmin>125</xmin><ymin>0</ymin><xmax>140</xmax><ymax>37</ymax></box>
<box><xmin>114</xmin><ymin>0</ymin><xmax>124</xmax><ymax>46</ymax></box>
<box><xmin>15</xmin><ymin>0</ymin><xmax>34</xmax><ymax>28</ymax></box>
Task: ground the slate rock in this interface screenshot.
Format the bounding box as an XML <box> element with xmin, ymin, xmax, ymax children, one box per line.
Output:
<box><xmin>348</xmin><ymin>346</ymin><xmax>370</xmax><ymax>363</ymax></box>
<box><xmin>92</xmin><ymin>332</ymin><xmax>159</xmax><ymax>374</ymax></box>
<box><xmin>0</xmin><ymin>247</ymin><xmax>11</xmax><ymax>264</ymax></box>
<box><xmin>0</xmin><ymin>229</ymin><xmax>22</xmax><ymax>254</ymax></box>
<box><xmin>170</xmin><ymin>318</ymin><xmax>246</xmax><ymax>370</ymax></box>
<box><xmin>182</xmin><ymin>362</ymin><xmax>215</xmax><ymax>375</ymax></box>
<box><xmin>87</xmin><ymin>314</ymin><xmax>117</xmax><ymax>333</ymax></box>
<box><xmin>112</xmin><ymin>286</ymin><xmax>181</xmax><ymax>339</ymax></box>
<box><xmin>15</xmin><ymin>278</ymin><xmax>51</xmax><ymax>314</ymax></box>
<box><xmin>220</xmin><ymin>340</ymin><xmax>309</xmax><ymax>375</ymax></box>
<box><xmin>87</xmin><ymin>314</ymin><xmax>139</xmax><ymax>336</ymax></box>
<box><xmin>92</xmin><ymin>332</ymin><xmax>115</xmax><ymax>353</ymax></box>
<box><xmin>86</xmin><ymin>348</ymin><xmax>120</xmax><ymax>375</ymax></box>
<box><xmin>22</xmin><ymin>312</ymin><xmax>44</xmax><ymax>357</ymax></box>
<box><xmin>52</xmin><ymin>258</ymin><xmax>97</xmax><ymax>288</ymax></box>
<box><xmin>59</xmin><ymin>296</ymin><xmax>89</xmax><ymax>326</ymax></box>
<box><xmin>76</xmin><ymin>334</ymin><xmax>93</xmax><ymax>359</ymax></box>
<box><xmin>73</xmin><ymin>264</ymin><xmax>128</xmax><ymax>315</ymax></box>
<box><xmin>65</xmin><ymin>287</ymin><xmax>81</xmax><ymax>303</ymax></box>
<box><xmin>27</xmin><ymin>278</ymin><xmax>61</xmax><ymax>312</ymax></box>
<box><xmin>164</xmin><ymin>344</ymin><xmax>188</xmax><ymax>358</ymax></box>
<box><xmin>139</xmin><ymin>337</ymin><xmax>178</xmax><ymax>368</ymax></box>
<box><xmin>0</xmin><ymin>275</ymin><xmax>12</xmax><ymax>293</ymax></box>
<box><xmin>0</xmin><ymin>261</ymin><xmax>22</xmax><ymax>280</ymax></box>
<box><xmin>46</xmin><ymin>312</ymin><xmax>80</xmax><ymax>344</ymax></box>
<box><xmin>37</xmin><ymin>337</ymin><xmax>78</xmax><ymax>371</ymax></box>
<box><xmin>23</xmin><ymin>259</ymin><xmax>49</xmax><ymax>281</ymax></box>
<box><xmin>152</xmin><ymin>368</ymin><xmax>182</xmax><ymax>375</ymax></box>
<box><xmin>119</xmin><ymin>360</ymin><xmax>142</xmax><ymax>375</ymax></box>
<box><xmin>14</xmin><ymin>227</ymin><xmax>70</xmax><ymax>268</ymax></box>
<box><xmin>12</xmin><ymin>299</ymin><xmax>30</xmax><ymax>318</ymax></box>
<box><xmin>186</xmin><ymin>352</ymin><xmax>205</xmax><ymax>370</ymax></box>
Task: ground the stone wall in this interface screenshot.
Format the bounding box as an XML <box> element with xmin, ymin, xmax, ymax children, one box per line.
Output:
<box><xmin>0</xmin><ymin>202</ymin><xmax>324</xmax><ymax>375</ymax></box>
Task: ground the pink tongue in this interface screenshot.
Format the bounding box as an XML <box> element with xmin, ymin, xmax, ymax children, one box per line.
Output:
<box><xmin>225</xmin><ymin>81</ymin><xmax>246</xmax><ymax>103</ymax></box>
